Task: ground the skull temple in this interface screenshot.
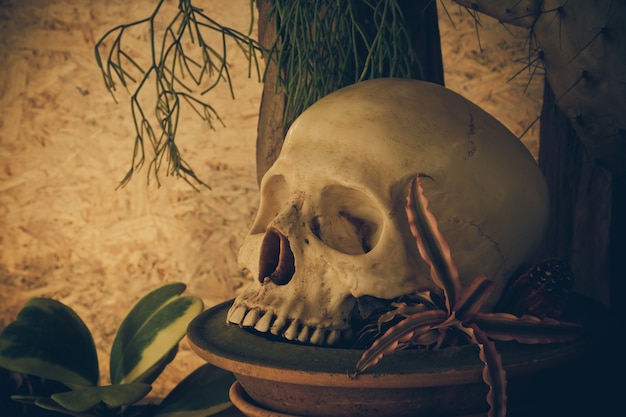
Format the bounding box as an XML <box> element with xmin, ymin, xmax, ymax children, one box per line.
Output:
<box><xmin>228</xmin><ymin>78</ymin><xmax>549</xmax><ymax>346</ymax></box>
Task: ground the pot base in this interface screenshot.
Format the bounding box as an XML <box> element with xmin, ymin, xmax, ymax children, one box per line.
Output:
<box><xmin>229</xmin><ymin>381</ymin><xmax>306</xmax><ymax>417</ymax></box>
<box><xmin>229</xmin><ymin>380</ymin><xmax>489</xmax><ymax>417</ymax></box>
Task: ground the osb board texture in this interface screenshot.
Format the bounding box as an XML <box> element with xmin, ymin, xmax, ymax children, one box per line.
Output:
<box><xmin>0</xmin><ymin>0</ymin><xmax>542</xmax><ymax>402</ymax></box>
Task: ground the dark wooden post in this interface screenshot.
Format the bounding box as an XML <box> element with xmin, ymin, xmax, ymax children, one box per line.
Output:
<box><xmin>537</xmin><ymin>78</ymin><xmax>617</xmax><ymax>314</ymax></box>
<box><xmin>255</xmin><ymin>0</ymin><xmax>289</xmax><ymax>185</ymax></box>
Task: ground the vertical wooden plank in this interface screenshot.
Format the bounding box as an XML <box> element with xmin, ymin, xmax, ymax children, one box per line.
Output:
<box><xmin>537</xmin><ymin>78</ymin><xmax>612</xmax><ymax>307</ymax></box>
<box><xmin>255</xmin><ymin>0</ymin><xmax>287</xmax><ymax>185</ymax></box>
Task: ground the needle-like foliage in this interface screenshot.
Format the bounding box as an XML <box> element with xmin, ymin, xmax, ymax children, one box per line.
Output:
<box><xmin>95</xmin><ymin>0</ymin><xmax>263</xmax><ymax>190</ymax></box>
<box><xmin>267</xmin><ymin>0</ymin><xmax>422</xmax><ymax>127</ymax></box>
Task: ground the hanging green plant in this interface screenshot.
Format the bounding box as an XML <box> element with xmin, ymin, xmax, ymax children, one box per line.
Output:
<box><xmin>95</xmin><ymin>0</ymin><xmax>263</xmax><ymax>190</ymax></box>
<box><xmin>95</xmin><ymin>0</ymin><xmax>421</xmax><ymax>190</ymax></box>
<box><xmin>266</xmin><ymin>0</ymin><xmax>422</xmax><ymax>126</ymax></box>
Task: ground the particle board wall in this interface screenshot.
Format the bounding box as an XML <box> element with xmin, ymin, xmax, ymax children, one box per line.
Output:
<box><xmin>0</xmin><ymin>0</ymin><xmax>542</xmax><ymax>399</ymax></box>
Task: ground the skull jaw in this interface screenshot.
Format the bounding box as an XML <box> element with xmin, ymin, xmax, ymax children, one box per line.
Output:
<box><xmin>226</xmin><ymin>283</ymin><xmax>357</xmax><ymax>346</ymax></box>
<box><xmin>226</xmin><ymin>268</ymin><xmax>436</xmax><ymax>347</ymax></box>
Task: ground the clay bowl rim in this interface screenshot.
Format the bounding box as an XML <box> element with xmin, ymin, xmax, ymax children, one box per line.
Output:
<box><xmin>187</xmin><ymin>298</ymin><xmax>598</xmax><ymax>389</ymax></box>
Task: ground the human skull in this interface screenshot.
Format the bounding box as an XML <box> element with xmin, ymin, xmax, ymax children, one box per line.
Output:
<box><xmin>228</xmin><ymin>78</ymin><xmax>549</xmax><ymax>346</ymax></box>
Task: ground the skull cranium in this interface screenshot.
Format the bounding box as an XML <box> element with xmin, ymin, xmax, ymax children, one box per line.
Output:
<box><xmin>228</xmin><ymin>78</ymin><xmax>549</xmax><ymax>346</ymax></box>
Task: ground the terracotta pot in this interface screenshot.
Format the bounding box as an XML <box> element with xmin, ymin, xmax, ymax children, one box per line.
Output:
<box><xmin>188</xmin><ymin>295</ymin><xmax>606</xmax><ymax>417</ymax></box>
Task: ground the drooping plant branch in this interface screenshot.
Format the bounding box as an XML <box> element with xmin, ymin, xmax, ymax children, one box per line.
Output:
<box><xmin>95</xmin><ymin>0</ymin><xmax>263</xmax><ymax>190</ymax></box>
<box><xmin>351</xmin><ymin>175</ymin><xmax>583</xmax><ymax>417</ymax></box>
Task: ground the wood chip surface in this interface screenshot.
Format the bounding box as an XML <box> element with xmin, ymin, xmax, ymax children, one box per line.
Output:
<box><xmin>0</xmin><ymin>0</ymin><xmax>542</xmax><ymax>400</ymax></box>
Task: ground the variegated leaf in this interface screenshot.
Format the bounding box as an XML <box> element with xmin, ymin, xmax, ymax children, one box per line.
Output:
<box><xmin>50</xmin><ymin>383</ymin><xmax>151</xmax><ymax>412</ymax></box>
<box><xmin>9</xmin><ymin>396</ymin><xmax>92</xmax><ymax>417</ymax></box>
<box><xmin>110</xmin><ymin>282</ymin><xmax>204</xmax><ymax>385</ymax></box>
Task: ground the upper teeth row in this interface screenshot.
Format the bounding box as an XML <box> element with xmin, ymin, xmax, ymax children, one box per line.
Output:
<box><xmin>227</xmin><ymin>304</ymin><xmax>347</xmax><ymax>345</ymax></box>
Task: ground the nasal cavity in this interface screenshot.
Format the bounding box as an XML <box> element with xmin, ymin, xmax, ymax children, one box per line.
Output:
<box><xmin>259</xmin><ymin>228</ymin><xmax>295</xmax><ymax>285</ymax></box>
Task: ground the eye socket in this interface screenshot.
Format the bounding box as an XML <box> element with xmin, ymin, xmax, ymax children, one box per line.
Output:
<box><xmin>310</xmin><ymin>185</ymin><xmax>383</xmax><ymax>255</ymax></box>
<box><xmin>250</xmin><ymin>174</ymin><xmax>288</xmax><ymax>235</ymax></box>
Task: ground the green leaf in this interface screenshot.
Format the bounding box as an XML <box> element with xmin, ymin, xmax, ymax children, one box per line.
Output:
<box><xmin>11</xmin><ymin>395</ymin><xmax>92</xmax><ymax>417</ymax></box>
<box><xmin>0</xmin><ymin>298</ymin><xmax>99</xmax><ymax>388</ymax></box>
<box><xmin>155</xmin><ymin>363</ymin><xmax>236</xmax><ymax>417</ymax></box>
<box><xmin>131</xmin><ymin>345</ymin><xmax>178</xmax><ymax>386</ymax></box>
<box><xmin>50</xmin><ymin>383</ymin><xmax>152</xmax><ymax>412</ymax></box>
<box><xmin>111</xmin><ymin>283</ymin><xmax>186</xmax><ymax>375</ymax></box>
<box><xmin>110</xmin><ymin>282</ymin><xmax>204</xmax><ymax>384</ymax></box>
